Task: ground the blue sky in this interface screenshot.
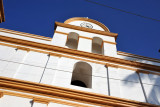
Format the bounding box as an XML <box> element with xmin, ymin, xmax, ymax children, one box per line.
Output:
<box><xmin>0</xmin><ymin>0</ymin><xmax>160</xmax><ymax>59</ymax></box>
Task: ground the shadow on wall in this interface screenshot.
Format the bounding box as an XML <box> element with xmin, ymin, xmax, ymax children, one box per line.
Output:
<box><xmin>122</xmin><ymin>56</ymin><xmax>160</xmax><ymax>105</ymax></box>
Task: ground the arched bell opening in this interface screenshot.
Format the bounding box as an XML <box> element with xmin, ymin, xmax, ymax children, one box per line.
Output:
<box><xmin>65</xmin><ymin>32</ymin><xmax>79</xmax><ymax>49</ymax></box>
<box><xmin>92</xmin><ymin>37</ymin><xmax>104</xmax><ymax>55</ymax></box>
<box><xmin>71</xmin><ymin>61</ymin><xmax>92</xmax><ymax>88</ymax></box>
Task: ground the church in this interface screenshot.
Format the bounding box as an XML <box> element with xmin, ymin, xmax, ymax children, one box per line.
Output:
<box><xmin>0</xmin><ymin>15</ymin><xmax>160</xmax><ymax>106</ymax></box>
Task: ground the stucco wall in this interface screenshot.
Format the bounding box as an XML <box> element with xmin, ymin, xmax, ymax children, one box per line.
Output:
<box><xmin>0</xmin><ymin>95</ymin><xmax>32</xmax><ymax>107</ymax></box>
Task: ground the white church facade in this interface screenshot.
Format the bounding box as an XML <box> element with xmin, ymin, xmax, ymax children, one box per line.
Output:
<box><xmin>0</xmin><ymin>17</ymin><xmax>160</xmax><ymax>107</ymax></box>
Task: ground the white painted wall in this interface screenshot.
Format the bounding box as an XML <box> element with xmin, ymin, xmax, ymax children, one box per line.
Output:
<box><xmin>53</xmin><ymin>57</ymin><xmax>74</xmax><ymax>87</ymax></box>
<box><xmin>46</xmin><ymin>56</ymin><xmax>60</xmax><ymax>69</ymax></box>
<box><xmin>104</xmin><ymin>43</ymin><xmax>117</xmax><ymax>57</ymax></box>
<box><xmin>0</xmin><ymin>95</ymin><xmax>32</xmax><ymax>107</ymax></box>
<box><xmin>140</xmin><ymin>73</ymin><xmax>160</xmax><ymax>105</ymax></box>
<box><xmin>48</xmin><ymin>102</ymin><xmax>73</xmax><ymax>107</ymax></box>
<box><xmin>22</xmin><ymin>51</ymin><xmax>48</xmax><ymax>67</ymax></box>
<box><xmin>0</xmin><ymin>45</ymin><xmax>16</xmax><ymax>61</ymax></box>
<box><xmin>32</xmin><ymin>102</ymin><xmax>47</xmax><ymax>107</ymax></box>
<box><xmin>78</xmin><ymin>38</ymin><xmax>92</xmax><ymax>52</ymax></box>
<box><xmin>40</xmin><ymin>69</ymin><xmax>56</xmax><ymax>85</ymax></box>
<box><xmin>52</xmin><ymin>33</ymin><xmax>67</xmax><ymax>47</ymax></box>
<box><xmin>0</xmin><ymin>46</ymin><xmax>28</xmax><ymax>78</ymax></box>
<box><xmin>0</xmin><ymin>61</ymin><xmax>21</xmax><ymax>78</ymax></box>
<box><xmin>108</xmin><ymin>67</ymin><xmax>146</xmax><ymax>102</ymax></box>
<box><xmin>14</xmin><ymin>64</ymin><xmax>45</xmax><ymax>82</ymax></box>
<box><xmin>0</xmin><ymin>47</ymin><xmax>59</xmax><ymax>85</ymax></box>
<box><xmin>13</xmin><ymin>51</ymin><xmax>49</xmax><ymax>82</ymax></box>
<box><xmin>10</xmin><ymin>50</ymin><xmax>27</xmax><ymax>63</ymax></box>
<box><xmin>92</xmin><ymin>63</ymin><xmax>108</xmax><ymax>95</ymax></box>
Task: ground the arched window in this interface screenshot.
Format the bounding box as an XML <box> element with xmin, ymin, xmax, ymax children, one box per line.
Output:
<box><xmin>92</xmin><ymin>37</ymin><xmax>104</xmax><ymax>54</ymax></box>
<box><xmin>71</xmin><ymin>61</ymin><xmax>92</xmax><ymax>88</ymax></box>
<box><xmin>65</xmin><ymin>32</ymin><xmax>79</xmax><ymax>49</ymax></box>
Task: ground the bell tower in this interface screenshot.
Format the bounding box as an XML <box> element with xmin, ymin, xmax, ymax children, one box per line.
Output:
<box><xmin>51</xmin><ymin>17</ymin><xmax>118</xmax><ymax>95</ymax></box>
<box><xmin>52</xmin><ymin>17</ymin><xmax>118</xmax><ymax>57</ymax></box>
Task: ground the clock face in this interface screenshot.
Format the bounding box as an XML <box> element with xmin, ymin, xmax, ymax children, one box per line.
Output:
<box><xmin>80</xmin><ymin>22</ymin><xmax>93</xmax><ymax>29</ymax></box>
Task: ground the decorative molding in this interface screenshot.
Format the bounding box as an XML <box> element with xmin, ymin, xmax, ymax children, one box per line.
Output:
<box><xmin>64</xmin><ymin>17</ymin><xmax>110</xmax><ymax>32</ymax></box>
<box><xmin>0</xmin><ymin>43</ymin><xmax>30</xmax><ymax>52</ymax></box>
<box><xmin>33</xmin><ymin>98</ymin><xmax>49</xmax><ymax>104</ymax></box>
<box><xmin>55</xmin><ymin>22</ymin><xmax>118</xmax><ymax>39</ymax></box>
<box><xmin>49</xmin><ymin>52</ymin><xmax>62</xmax><ymax>57</ymax></box>
<box><xmin>0</xmin><ymin>35</ymin><xmax>160</xmax><ymax>72</ymax></box>
<box><xmin>118</xmin><ymin>51</ymin><xmax>160</xmax><ymax>63</ymax></box>
<box><xmin>55</xmin><ymin>30</ymin><xmax>116</xmax><ymax>45</ymax></box>
<box><xmin>0</xmin><ymin>0</ymin><xmax>5</xmax><ymax>23</ymax></box>
<box><xmin>0</xmin><ymin>28</ymin><xmax>51</xmax><ymax>41</ymax></box>
<box><xmin>0</xmin><ymin>42</ymin><xmax>17</xmax><ymax>48</ymax></box>
<box><xmin>106</xmin><ymin>63</ymin><xmax>119</xmax><ymax>68</ymax></box>
<box><xmin>0</xmin><ymin>91</ymin><xmax>3</xmax><ymax>98</ymax></box>
<box><xmin>0</xmin><ymin>76</ymin><xmax>158</xmax><ymax>107</ymax></box>
<box><xmin>17</xmin><ymin>46</ymin><xmax>30</xmax><ymax>52</ymax></box>
<box><xmin>1</xmin><ymin>91</ymin><xmax>92</xmax><ymax>107</ymax></box>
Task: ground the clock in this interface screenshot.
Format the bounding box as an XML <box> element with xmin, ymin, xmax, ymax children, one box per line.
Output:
<box><xmin>80</xmin><ymin>22</ymin><xmax>93</xmax><ymax>29</ymax></box>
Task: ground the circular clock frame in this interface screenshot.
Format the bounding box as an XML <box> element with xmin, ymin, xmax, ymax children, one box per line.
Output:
<box><xmin>80</xmin><ymin>22</ymin><xmax>93</xmax><ymax>29</ymax></box>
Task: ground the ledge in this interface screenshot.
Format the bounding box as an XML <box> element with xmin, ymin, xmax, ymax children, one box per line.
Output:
<box><xmin>33</xmin><ymin>98</ymin><xmax>49</xmax><ymax>104</ymax></box>
<box><xmin>1</xmin><ymin>90</ymin><xmax>90</xmax><ymax>107</ymax></box>
<box><xmin>0</xmin><ymin>76</ymin><xmax>158</xmax><ymax>107</ymax></box>
<box><xmin>0</xmin><ymin>28</ymin><xmax>52</xmax><ymax>41</ymax></box>
<box><xmin>118</xmin><ymin>51</ymin><xmax>160</xmax><ymax>63</ymax></box>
